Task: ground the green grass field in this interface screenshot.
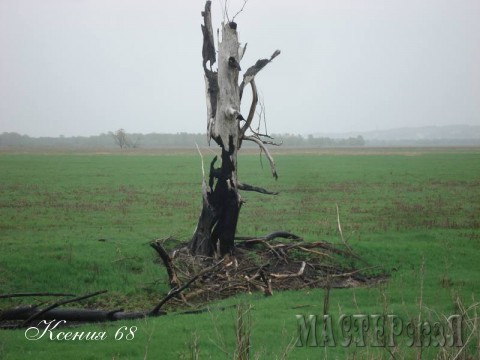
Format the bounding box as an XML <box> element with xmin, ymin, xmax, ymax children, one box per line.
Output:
<box><xmin>1</xmin><ymin>148</ymin><xmax>479</xmax><ymax>359</ymax></box>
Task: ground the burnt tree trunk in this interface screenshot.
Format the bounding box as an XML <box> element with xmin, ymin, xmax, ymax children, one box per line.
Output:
<box><xmin>190</xmin><ymin>1</ymin><xmax>280</xmax><ymax>257</ymax></box>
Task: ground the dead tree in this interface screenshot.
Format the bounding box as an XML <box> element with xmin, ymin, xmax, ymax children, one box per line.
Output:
<box><xmin>0</xmin><ymin>3</ymin><xmax>381</xmax><ymax>329</ymax></box>
<box><xmin>190</xmin><ymin>1</ymin><xmax>280</xmax><ymax>257</ymax></box>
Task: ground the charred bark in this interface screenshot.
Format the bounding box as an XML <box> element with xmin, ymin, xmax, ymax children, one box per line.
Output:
<box><xmin>190</xmin><ymin>142</ymin><xmax>241</xmax><ymax>256</ymax></box>
<box><xmin>210</xmin><ymin>140</ymin><xmax>241</xmax><ymax>256</ymax></box>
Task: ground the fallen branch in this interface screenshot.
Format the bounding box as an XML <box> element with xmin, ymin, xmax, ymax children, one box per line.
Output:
<box><xmin>298</xmin><ymin>246</ymin><xmax>334</xmax><ymax>260</ymax></box>
<box><xmin>150</xmin><ymin>261</ymin><xmax>222</xmax><ymax>315</ymax></box>
<box><xmin>236</xmin><ymin>231</ymin><xmax>302</xmax><ymax>243</ymax></box>
<box><xmin>259</xmin><ymin>268</ymin><xmax>273</xmax><ymax>296</ymax></box>
<box><xmin>21</xmin><ymin>290</ymin><xmax>108</xmax><ymax>327</ymax></box>
<box><xmin>1</xmin><ymin>307</ymin><xmax>164</xmax><ymax>326</ymax></box>
<box><xmin>153</xmin><ymin>232</ymin><xmax>383</xmax><ymax>305</ymax></box>
<box><xmin>150</xmin><ymin>240</ymin><xmax>181</xmax><ymax>289</ymax></box>
<box><xmin>271</xmin><ymin>262</ymin><xmax>306</xmax><ymax>279</ymax></box>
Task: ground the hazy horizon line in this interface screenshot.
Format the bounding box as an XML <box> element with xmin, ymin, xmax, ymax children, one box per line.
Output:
<box><xmin>2</xmin><ymin>123</ymin><xmax>479</xmax><ymax>139</ymax></box>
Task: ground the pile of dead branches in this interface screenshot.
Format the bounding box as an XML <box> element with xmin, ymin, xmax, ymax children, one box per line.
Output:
<box><xmin>151</xmin><ymin>231</ymin><xmax>382</xmax><ymax>308</ymax></box>
<box><xmin>0</xmin><ymin>232</ymin><xmax>383</xmax><ymax>329</ymax></box>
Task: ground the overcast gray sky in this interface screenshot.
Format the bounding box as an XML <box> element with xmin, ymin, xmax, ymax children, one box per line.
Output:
<box><xmin>1</xmin><ymin>0</ymin><xmax>479</xmax><ymax>137</ymax></box>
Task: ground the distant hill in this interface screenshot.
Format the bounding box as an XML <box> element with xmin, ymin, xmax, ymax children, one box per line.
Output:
<box><xmin>315</xmin><ymin>125</ymin><xmax>480</xmax><ymax>146</ymax></box>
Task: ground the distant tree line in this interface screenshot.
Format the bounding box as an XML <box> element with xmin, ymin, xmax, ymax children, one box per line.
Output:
<box><xmin>275</xmin><ymin>134</ymin><xmax>366</xmax><ymax>147</ymax></box>
<box><xmin>0</xmin><ymin>131</ymin><xmax>365</xmax><ymax>150</ymax></box>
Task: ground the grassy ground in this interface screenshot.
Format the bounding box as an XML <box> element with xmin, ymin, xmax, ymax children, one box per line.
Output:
<box><xmin>0</xmin><ymin>147</ymin><xmax>479</xmax><ymax>359</ymax></box>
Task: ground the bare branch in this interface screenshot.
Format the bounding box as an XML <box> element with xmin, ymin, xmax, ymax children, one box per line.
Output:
<box><xmin>235</xmin><ymin>231</ymin><xmax>302</xmax><ymax>242</ymax></box>
<box><xmin>250</xmin><ymin>134</ymin><xmax>283</xmax><ymax>146</ymax></box>
<box><xmin>232</xmin><ymin>0</ymin><xmax>248</xmax><ymax>22</ymax></box>
<box><xmin>255</xmin><ymin>95</ymin><xmax>267</xmax><ymax>135</ymax></box>
<box><xmin>238</xmin><ymin>42</ymin><xmax>247</xmax><ymax>61</ymax></box>
<box><xmin>195</xmin><ymin>142</ymin><xmax>206</xmax><ymax>182</ymax></box>
<box><xmin>243</xmin><ymin>135</ymin><xmax>278</xmax><ymax>179</ymax></box>
<box><xmin>239</xmin><ymin>79</ymin><xmax>258</xmax><ymax>141</ymax></box>
<box><xmin>271</xmin><ymin>262</ymin><xmax>306</xmax><ymax>279</ymax></box>
<box><xmin>336</xmin><ymin>203</ymin><xmax>355</xmax><ymax>253</ymax></box>
<box><xmin>224</xmin><ymin>0</ymin><xmax>230</xmax><ymax>23</ymax></box>
<box><xmin>243</xmin><ymin>98</ymin><xmax>282</xmax><ymax>145</ymax></box>
<box><xmin>21</xmin><ymin>290</ymin><xmax>108</xmax><ymax>327</ymax></box>
<box><xmin>150</xmin><ymin>240</ymin><xmax>181</xmax><ymax>289</ymax></box>
<box><xmin>237</xmin><ymin>182</ymin><xmax>278</xmax><ymax>195</ymax></box>
<box><xmin>150</xmin><ymin>261</ymin><xmax>222</xmax><ymax>315</ymax></box>
<box><xmin>239</xmin><ymin>49</ymin><xmax>281</xmax><ymax>98</ymax></box>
